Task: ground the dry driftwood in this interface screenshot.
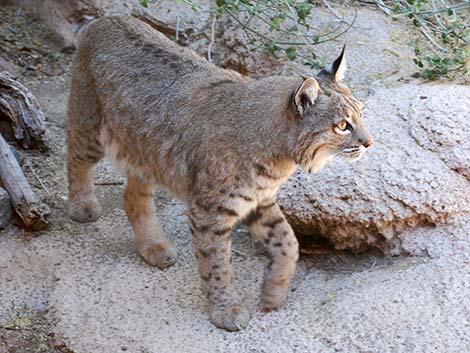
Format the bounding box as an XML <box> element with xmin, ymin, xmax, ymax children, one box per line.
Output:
<box><xmin>0</xmin><ymin>133</ymin><xmax>49</xmax><ymax>230</ymax></box>
<box><xmin>0</xmin><ymin>71</ymin><xmax>49</xmax><ymax>151</ymax></box>
<box><xmin>0</xmin><ymin>186</ymin><xmax>13</xmax><ymax>230</ymax></box>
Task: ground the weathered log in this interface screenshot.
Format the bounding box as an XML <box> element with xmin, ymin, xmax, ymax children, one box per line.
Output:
<box><xmin>0</xmin><ymin>133</ymin><xmax>49</xmax><ymax>231</ymax></box>
<box><xmin>0</xmin><ymin>71</ymin><xmax>50</xmax><ymax>151</ymax></box>
<box><xmin>0</xmin><ymin>186</ymin><xmax>13</xmax><ymax>230</ymax></box>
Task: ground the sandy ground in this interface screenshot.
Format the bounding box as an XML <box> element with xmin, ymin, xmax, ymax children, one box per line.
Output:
<box><xmin>1</xmin><ymin>5</ymin><xmax>470</xmax><ymax>353</ymax></box>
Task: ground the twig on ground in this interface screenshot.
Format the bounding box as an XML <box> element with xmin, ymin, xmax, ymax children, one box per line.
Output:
<box><xmin>207</xmin><ymin>15</ymin><xmax>217</xmax><ymax>63</ymax></box>
<box><xmin>26</xmin><ymin>162</ymin><xmax>51</xmax><ymax>196</ymax></box>
<box><xmin>47</xmin><ymin>121</ymin><xmax>65</xmax><ymax>129</ymax></box>
<box><xmin>175</xmin><ymin>12</ymin><xmax>180</xmax><ymax>42</ymax></box>
<box><xmin>321</xmin><ymin>0</ymin><xmax>343</xmax><ymax>21</ymax></box>
<box><xmin>94</xmin><ymin>181</ymin><xmax>124</xmax><ymax>186</ymax></box>
<box><xmin>420</xmin><ymin>26</ymin><xmax>446</xmax><ymax>51</ymax></box>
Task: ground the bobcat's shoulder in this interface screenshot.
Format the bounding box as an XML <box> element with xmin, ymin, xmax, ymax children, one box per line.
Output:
<box><xmin>66</xmin><ymin>16</ymin><xmax>372</xmax><ymax>331</ymax></box>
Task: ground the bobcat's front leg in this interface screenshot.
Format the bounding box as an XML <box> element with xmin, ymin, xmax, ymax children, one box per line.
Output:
<box><xmin>189</xmin><ymin>201</ymin><xmax>250</xmax><ymax>331</ymax></box>
<box><xmin>124</xmin><ymin>176</ymin><xmax>177</xmax><ymax>270</ymax></box>
<box><xmin>247</xmin><ymin>199</ymin><xmax>299</xmax><ymax>310</ymax></box>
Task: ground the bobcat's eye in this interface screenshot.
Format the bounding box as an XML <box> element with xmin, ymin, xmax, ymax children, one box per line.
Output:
<box><xmin>337</xmin><ymin>121</ymin><xmax>348</xmax><ymax>130</ymax></box>
<box><xmin>334</xmin><ymin>121</ymin><xmax>352</xmax><ymax>135</ymax></box>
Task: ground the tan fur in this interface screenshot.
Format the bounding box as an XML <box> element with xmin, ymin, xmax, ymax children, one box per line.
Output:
<box><xmin>66</xmin><ymin>16</ymin><xmax>373</xmax><ymax>331</ymax></box>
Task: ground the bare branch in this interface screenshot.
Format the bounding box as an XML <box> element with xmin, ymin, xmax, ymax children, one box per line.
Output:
<box><xmin>207</xmin><ymin>15</ymin><xmax>217</xmax><ymax>63</ymax></box>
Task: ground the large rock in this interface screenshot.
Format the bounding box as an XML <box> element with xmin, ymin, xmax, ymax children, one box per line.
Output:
<box><xmin>279</xmin><ymin>84</ymin><xmax>470</xmax><ymax>255</ymax></box>
<box><xmin>1</xmin><ymin>0</ymin><xmax>104</xmax><ymax>47</ymax></box>
<box><xmin>0</xmin><ymin>0</ymin><xmax>211</xmax><ymax>48</ymax></box>
<box><xmin>1</xmin><ymin>0</ymin><xmax>276</xmax><ymax>75</ymax></box>
<box><xmin>1</xmin><ymin>1</ymin><xmax>418</xmax><ymax>82</ymax></box>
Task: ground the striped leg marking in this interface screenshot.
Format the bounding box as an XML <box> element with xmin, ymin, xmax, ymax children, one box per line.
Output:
<box><xmin>189</xmin><ymin>200</ymin><xmax>250</xmax><ymax>331</ymax></box>
<box><xmin>246</xmin><ymin>200</ymin><xmax>299</xmax><ymax>310</ymax></box>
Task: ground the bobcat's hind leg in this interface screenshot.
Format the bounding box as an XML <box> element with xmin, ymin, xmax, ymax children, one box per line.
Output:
<box><xmin>67</xmin><ymin>132</ymin><xmax>103</xmax><ymax>223</ymax></box>
<box><xmin>67</xmin><ymin>69</ymin><xmax>104</xmax><ymax>223</ymax></box>
<box><xmin>67</xmin><ymin>116</ymin><xmax>104</xmax><ymax>223</ymax></box>
<box><xmin>124</xmin><ymin>176</ymin><xmax>177</xmax><ymax>270</ymax></box>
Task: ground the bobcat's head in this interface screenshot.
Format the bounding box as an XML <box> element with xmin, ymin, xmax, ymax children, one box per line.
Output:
<box><xmin>291</xmin><ymin>47</ymin><xmax>373</xmax><ymax>173</ymax></box>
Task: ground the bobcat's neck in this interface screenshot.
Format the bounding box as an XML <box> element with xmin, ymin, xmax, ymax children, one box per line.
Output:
<box><xmin>241</xmin><ymin>76</ymin><xmax>302</xmax><ymax>177</ymax></box>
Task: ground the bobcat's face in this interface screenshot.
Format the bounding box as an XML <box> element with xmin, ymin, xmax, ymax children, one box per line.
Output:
<box><xmin>333</xmin><ymin>107</ymin><xmax>371</xmax><ymax>163</ymax></box>
<box><xmin>291</xmin><ymin>47</ymin><xmax>373</xmax><ymax>173</ymax></box>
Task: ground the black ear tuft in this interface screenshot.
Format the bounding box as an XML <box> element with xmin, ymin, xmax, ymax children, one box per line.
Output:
<box><xmin>319</xmin><ymin>44</ymin><xmax>347</xmax><ymax>82</ymax></box>
<box><xmin>331</xmin><ymin>44</ymin><xmax>346</xmax><ymax>75</ymax></box>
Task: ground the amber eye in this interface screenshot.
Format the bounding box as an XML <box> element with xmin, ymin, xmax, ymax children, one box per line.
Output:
<box><xmin>337</xmin><ymin>121</ymin><xmax>348</xmax><ymax>131</ymax></box>
<box><xmin>334</xmin><ymin>120</ymin><xmax>352</xmax><ymax>135</ymax></box>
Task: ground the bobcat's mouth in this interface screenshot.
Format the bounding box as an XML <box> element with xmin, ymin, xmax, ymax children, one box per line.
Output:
<box><xmin>338</xmin><ymin>145</ymin><xmax>367</xmax><ymax>163</ymax></box>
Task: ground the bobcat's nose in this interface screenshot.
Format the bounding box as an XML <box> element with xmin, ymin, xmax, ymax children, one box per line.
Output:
<box><xmin>360</xmin><ymin>137</ymin><xmax>373</xmax><ymax>148</ymax></box>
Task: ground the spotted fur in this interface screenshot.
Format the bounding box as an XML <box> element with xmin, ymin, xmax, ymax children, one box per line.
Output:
<box><xmin>67</xmin><ymin>16</ymin><xmax>373</xmax><ymax>331</ymax></box>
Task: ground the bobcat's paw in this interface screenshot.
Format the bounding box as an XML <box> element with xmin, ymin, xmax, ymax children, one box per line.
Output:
<box><xmin>68</xmin><ymin>196</ymin><xmax>102</xmax><ymax>223</ymax></box>
<box><xmin>260</xmin><ymin>294</ymin><xmax>284</xmax><ymax>312</ymax></box>
<box><xmin>210</xmin><ymin>304</ymin><xmax>250</xmax><ymax>332</ymax></box>
<box><xmin>260</xmin><ymin>280</ymin><xmax>289</xmax><ymax>311</ymax></box>
<box><xmin>138</xmin><ymin>242</ymin><xmax>177</xmax><ymax>270</ymax></box>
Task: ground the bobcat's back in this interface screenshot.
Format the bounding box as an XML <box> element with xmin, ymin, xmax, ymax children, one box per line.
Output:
<box><xmin>67</xmin><ymin>16</ymin><xmax>372</xmax><ymax>332</ymax></box>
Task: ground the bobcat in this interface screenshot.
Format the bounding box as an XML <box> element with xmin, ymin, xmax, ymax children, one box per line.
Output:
<box><xmin>67</xmin><ymin>16</ymin><xmax>373</xmax><ymax>331</ymax></box>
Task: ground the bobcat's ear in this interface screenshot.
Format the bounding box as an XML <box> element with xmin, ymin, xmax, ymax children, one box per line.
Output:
<box><xmin>321</xmin><ymin>45</ymin><xmax>347</xmax><ymax>82</ymax></box>
<box><xmin>293</xmin><ymin>77</ymin><xmax>320</xmax><ymax>116</ymax></box>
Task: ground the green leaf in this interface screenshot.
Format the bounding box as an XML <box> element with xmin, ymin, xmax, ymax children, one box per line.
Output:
<box><xmin>269</xmin><ymin>15</ymin><xmax>285</xmax><ymax>30</ymax></box>
<box><xmin>265</xmin><ymin>43</ymin><xmax>280</xmax><ymax>54</ymax></box>
<box><xmin>139</xmin><ymin>0</ymin><xmax>148</xmax><ymax>7</ymax></box>
<box><xmin>295</xmin><ymin>2</ymin><xmax>311</xmax><ymax>21</ymax></box>
<box><xmin>442</xmin><ymin>34</ymin><xmax>451</xmax><ymax>44</ymax></box>
<box><xmin>441</xmin><ymin>57</ymin><xmax>452</xmax><ymax>66</ymax></box>
<box><xmin>286</xmin><ymin>47</ymin><xmax>297</xmax><ymax>61</ymax></box>
<box><xmin>413</xmin><ymin>58</ymin><xmax>424</xmax><ymax>68</ymax></box>
<box><xmin>421</xmin><ymin>69</ymin><xmax>439</xmax><ymax>81</ymax></box>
